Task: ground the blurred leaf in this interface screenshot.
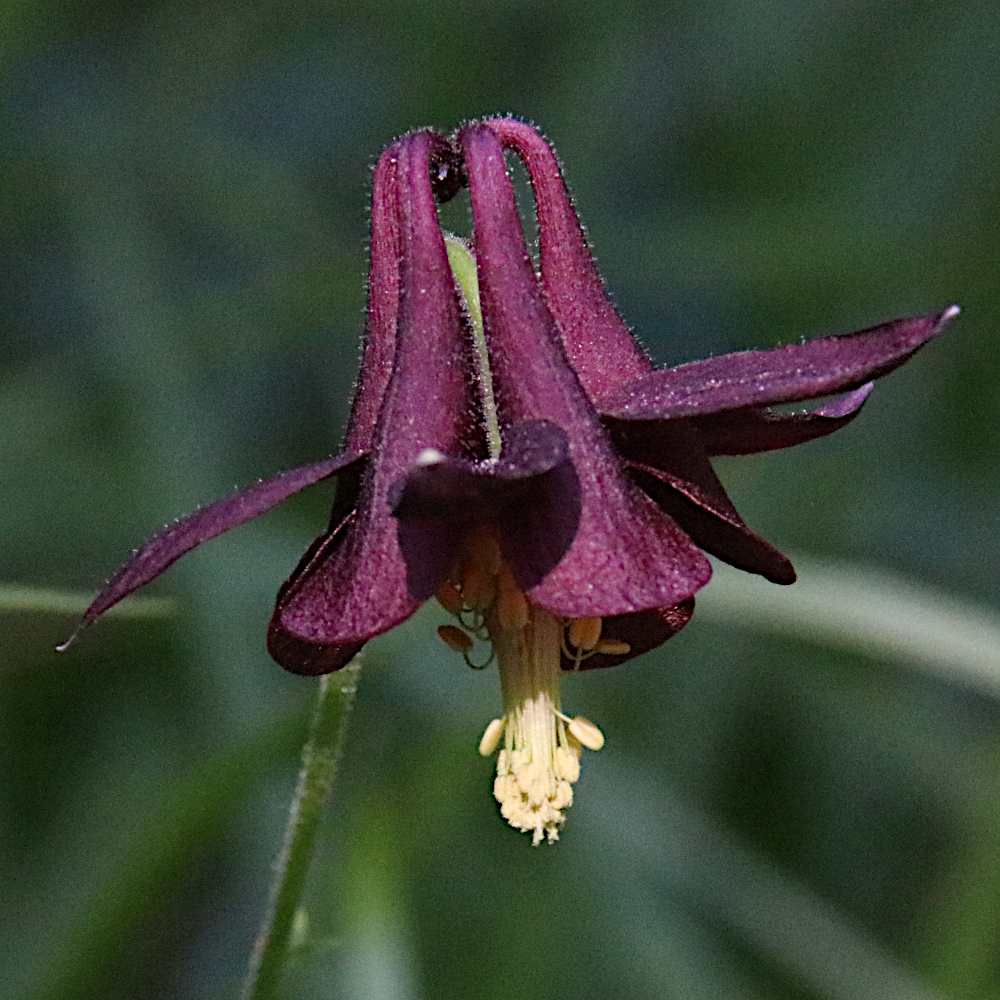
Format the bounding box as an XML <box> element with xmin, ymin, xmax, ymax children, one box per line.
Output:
<box><xmin>584</xmin><ymin>760</ymin><xmax>948</xmax><ymax>1000</ymax></box>
<box><xmin>0</xmin><ymin>583</ymin><xmax>175</xmax><ymax>618</ymax></box>
<box><xmin>697</xmin><ymin>556</ymin><xmax>1000</xmax><ymax>699</ymax></box>
<box><xmin>18</xmin><ymin>706</ymin><xmax>303</xmax><ymax>1000</ymax></box>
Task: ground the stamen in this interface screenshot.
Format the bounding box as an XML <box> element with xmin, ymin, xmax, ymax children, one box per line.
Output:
<box><xmin>485</xmin><ymin>602</ymin><xmax>603</xmax><ymax>845</ymax></box>
<box><xmin>595</xmin><ymin>639</ymin><xmax>631</xmax><ymax>656</ymax></box>
<box><xmin>567</xmin><ymin>617</ymin><xmax>602</xmax><ymax>652</ymax></box>
<box><xmin>568</xmin><ymin>715</ymin><xmax>605</xmax><ymax>751</ymax></box>
<box><xmin>435</xmin><ymin>581</ymin><xmax>465</xmax><ymax>617</ymax></box>
<box><xmin>478</xmin><ymin>718</ymin><xmax>505</xmax><ymax>756</ymax></box>
<box><xmin>437</xmin><ymin>624</ymin><xmax>474</xmax><ymax>654</ymax></box>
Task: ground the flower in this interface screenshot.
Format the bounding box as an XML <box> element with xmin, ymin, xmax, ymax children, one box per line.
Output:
<box><xmin>62</xmin><ymin>119</ymin><xmax>957</xmax><ymax>844</ymax></box>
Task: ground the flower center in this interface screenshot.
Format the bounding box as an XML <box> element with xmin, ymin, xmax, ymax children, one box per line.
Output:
<box><xmin>436</xmin><ymin>528</ymin><xmax>605</xmax><ymax>845</ymax></box>
<box><xmin>439</xmin><ymin>231</ymin><xmax>604</xmax><ymax>844</ymax></box>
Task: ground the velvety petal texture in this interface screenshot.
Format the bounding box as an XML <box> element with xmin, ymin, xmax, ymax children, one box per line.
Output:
<box><xmin>390</xmin><ymin>420</ymin><xmax>581</xmax><ymax>600</ymax></box>
<box><xmin>459</xmin><ymin>122</ymin><xmax>713</xmax><ymax>618</ymax></box>
<box><xmin>275</xmin><ymin>130</ymin><xmax>480</xmax><ymax>650</ymax></box>
<box><xmin>58</xmin><ymin>452</ymin><xmax>364</xmax><ymax>651</ymax></box>
<box><xmin>597</xmin><ymin>308</ymin><xmax>959</xmax><ymax>421</ymax></box>
<box><xmin>485</xmin><ymin>117</ymin><xmax>653</xmax><ymax>401</ymax></box>
<box><xmin>605</xmin><ymin>418</ymin><xmax>796</xmax><ymax>584</ymax></box>
<box><xmin>692</xmin><ymin>383</ymin><xmax>873</xmax><ymax>457</ymax></box>
<box><xmin>481</xmin><ymin>116</ymin><xmax>957</xmax><ymax>597</ymax></box>
<box><xmin>67</xmin><ymin>116</ymin><xmax>957</xmax><ymax>681</ymax></box>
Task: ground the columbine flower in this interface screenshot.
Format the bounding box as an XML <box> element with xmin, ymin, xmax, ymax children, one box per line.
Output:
<box><xmin>63</xmin><ymin>119</ymin><xmax>957</xmax><ymax>845</ymax></box>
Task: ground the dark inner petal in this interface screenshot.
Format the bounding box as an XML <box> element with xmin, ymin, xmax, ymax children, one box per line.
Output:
<box><xmin>389</xmin><ymin>420</ymin><xmax>581</xmax><ymax>598</ymax></box>
<box><xmin>565</xmin><ymin>600</ymin><xmax>696</xmax><ymax>671</ymax></box>
<box><xmin>692</xmin><ymin>384</ymin><xmax>873</xmax><ymax>456</ymax></box>
<box><xmin>596</xmin><ymin>308</ymin><xmax>958</xmax><ymax>421</ymax></box>
<box><xmin>268</xmin><ymin>473</ymin><xmax>367</xmax><ymax>674</ymax></box>
<box><xmin>60</xmin><ymin>450</ymin><xmax>366</xmax><ymax>650</ymax></box>
<box><xmin>626</xmin><ymin>464</ymin><xmax>796</xmax><ymax>584</ymax></box>
<box><xmin>606</xmin><ymin>417</ymin><xmax>795</xmax><ymax>584</ymax></box>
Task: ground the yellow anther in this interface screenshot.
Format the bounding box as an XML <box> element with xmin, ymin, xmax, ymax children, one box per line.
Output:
<box><xmin>567</xmin><ymin>616</ymin><xmax>603</xmax><ymax>652</ymax></box>
<box><xmin>495</xmin><ymin>567</ymin><xmax>528</xmax><ymax>632</ymax></box>
<box><xmin>595</xmin><ymin>639</ymin><xmax>631</xmax><ymax>656</ymax></box>
<box><xmin>437</xmin><ymin>624</ymin><xmax>474</xmax><ymax>654</ymax></box>
<box><xmin>568</xmin><ymin>715</ymin><xmax>605</xmax><ymax>751</ymax></box>
<box><xmin>478</xmin><ymin>717</ymin><xmax>506</xmax><ymax>756</ymax></box>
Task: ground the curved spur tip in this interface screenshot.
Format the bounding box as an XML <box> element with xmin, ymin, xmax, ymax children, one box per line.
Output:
<box><xmin>55</xmin><ymin>631</ymin><xmax>79</xmax><ymax>654</ymax></box>
<box><xmin>941</xmin><ymin>304</ymin><xmax>961</xmax><ymax>324</ymax></box>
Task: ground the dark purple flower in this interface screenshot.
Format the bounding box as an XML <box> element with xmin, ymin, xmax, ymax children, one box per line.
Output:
<box><xmin>63</xmin><ymin>119</ymin><xmax>957</xmax><ymax>843</ymax></box>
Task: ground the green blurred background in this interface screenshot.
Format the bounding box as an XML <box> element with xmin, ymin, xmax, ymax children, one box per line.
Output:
<box><xmin>3</xmin><ymin>0</ymin><xmax>999</xmax><ymax>997</ymax></box>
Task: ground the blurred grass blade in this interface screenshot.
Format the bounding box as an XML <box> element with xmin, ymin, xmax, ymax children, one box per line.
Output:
<box><xmin>17</xmin><ymin>707</ymin><xmax>304</xmax><ymax>1000</ymax></box>
<box><xmin>697</xmin><ymin>556</ymin><xmax>1000</xmax><ymax>699</ymax></box>
<box><xmin>585</xmin><ymin>761</ymin><xmax>947</xmax><ymax>1000</ymax></box>
<box><xmin>0</xmin><ymin>583</ymin><xmax>175</xmax><ymax>618</ymax></box>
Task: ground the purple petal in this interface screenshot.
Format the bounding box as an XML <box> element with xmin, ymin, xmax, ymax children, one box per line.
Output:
<box><xmin>606</xmin><ymin>417</ymin><xmax>795</xmax><ymax>584</ymax></box>
<box><xmin>341</xmin><ymin>143</ymin><xmax>402</xmax><ymax>453</ymax></box>
<box><xmin>486</xmin><ymin>117</ymin><xmax>653</xmax><ymax>401</ymax></box>
<box><xmin>278</xmin><ymin>130</ymin><xmax>480</xmax><ymax>646</ymax></box>
<box><xmin>267</xmin><ymin>616</ymin><xmax>364</xmax><ymax>676</ymax></box>
<box><xmin>389</xmin><ymin>420</ymin><xmax>581</xmax><ymax>598</ymax></box>
<box><xmin>58</xmin><ymin>451</ymin><xmax>365</xmax><ymax>650</ymax></box>
<box><xmin>564</xmin><ymin>600</ymin><xmax>696</xmax><ymax>671</ymax></box>
<box><xmin>597</xmin><ymin>307</ymin><xmax>959</xmax><ymax>420</ymax></box>
<box><xmin>693</xmin><ymin>383</ymin><xmax>873</xmax><ymax>456</ymax></box>
<box><xmin>461</xmin><ymin>124</ymin><xmax>712</xmax><ymax>617</ymax></box>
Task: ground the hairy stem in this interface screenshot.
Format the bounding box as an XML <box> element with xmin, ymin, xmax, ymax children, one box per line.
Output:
<box><xmin>240</xmin><ymin>660</ymin><xmax>362</xmax><ymax>1000</ymax></box>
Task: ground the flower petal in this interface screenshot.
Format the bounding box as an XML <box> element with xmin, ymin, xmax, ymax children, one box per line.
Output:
<box><xmin>389</xmin><ymin>420</ymin><xmax>581</xmax><ymax>599</ymax></box>
<box><xmin>278</xmin><ymin>130</ymin><xmax>480</xmax><ymax>647</ymax></box>
<box><xmin>58</xmin><ymin>451</ymin><xmax>365</xmax><ymax>650</ymax></box>
<box><xmin>485</xmin><ymin>117</ymin><xmax>653</xmax><ymax>401</ymax></box>
<box><xmin>460</xmin><ymin>123</ymin><xmax>712</xmax><ymax>617</ymax></box>
<box><xmin>266</xmin><ymin>620</ymin><xmax>364</xmax><ymax>676</ymax></box>
<box><xmin>596</xmin><ymin>307</ymin><xmax>959</xmax><ymax>420</ymax></box>
<box><xmin>606</xmin><ymin>417</ymin><xmax>795</xmax><ymax>584</ymax></box>
<box><xmin>267</xmin><ymin>509</ymin><xmax>366</xmax><ymax>674</ymax></box>
<box><xmin>564</xmin><ymin>600</ymin><xmax>696</xmax><ymax>671</ymax></box>
<box><xmin>342</xmin><ymin>143</ymin><xmax>402</xmax><ymax>453</ymax></box>
<box><xmin>692</xmin><ymin>383</ymin><xmax>873</xmax><ymax>456</ymax></box>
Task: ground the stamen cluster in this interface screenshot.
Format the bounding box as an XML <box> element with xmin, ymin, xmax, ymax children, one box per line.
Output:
<box><xmin>435</xmin><ymin>529</ymin><xmax>606</xmax><ymax>844</ymax></box>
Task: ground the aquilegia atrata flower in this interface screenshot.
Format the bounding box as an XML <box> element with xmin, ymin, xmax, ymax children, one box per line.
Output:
<box><xmin>63</xmin><ymin>118</ymin><xmax>957</xmax><ymax>844</ymax></box>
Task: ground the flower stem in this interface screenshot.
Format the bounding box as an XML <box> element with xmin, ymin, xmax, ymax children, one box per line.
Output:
<box><xmin>240</xmin><ymin>659</ymin><xmax>362</xmax><ymax>1000</ymax></box>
